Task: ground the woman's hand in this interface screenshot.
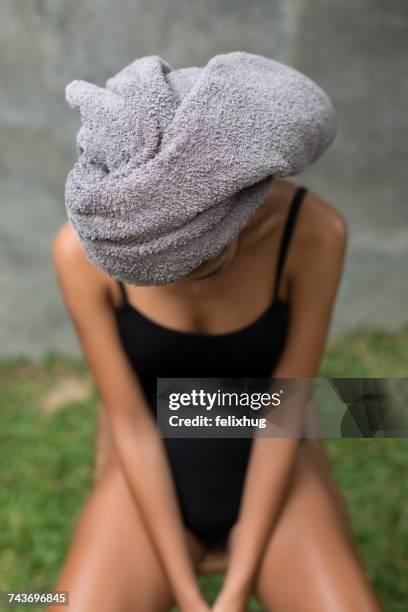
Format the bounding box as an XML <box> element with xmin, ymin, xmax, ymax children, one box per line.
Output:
<box><xmin>178</xmin><ymin>593</ymin><xmax>211</xmax><ymax>612</ymax></box>
<box><xmin>211</xmin><ymin>589</ymin><xmax>248</xmax><ymax>612</ymax></box>
<box><xmin>190</xmin><ymin>603</ymin><xmax>211</xmax><ymax>612</ymax></box>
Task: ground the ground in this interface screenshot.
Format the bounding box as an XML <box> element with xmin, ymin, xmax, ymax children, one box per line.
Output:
<box><xmin>0</xmin><ymin>326</ymin><xmax>407</xmax><ymax>611</ymax></box>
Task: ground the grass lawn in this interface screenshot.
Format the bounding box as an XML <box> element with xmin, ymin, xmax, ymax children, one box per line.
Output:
<box><xmin>0</xmin><ymin>326</ymin><xmax>407</xmax><ymax>611</ymax></box>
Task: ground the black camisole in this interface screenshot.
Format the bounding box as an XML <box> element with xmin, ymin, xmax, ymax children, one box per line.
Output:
<box><xmin>114</xmin><ymin>186</ymin><xmax>307</xmax><ymax>545</ymax></box>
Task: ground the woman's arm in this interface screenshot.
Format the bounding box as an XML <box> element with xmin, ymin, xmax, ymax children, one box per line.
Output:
<box><xmin>214</xmin><ymin>194</ymin><xmax>348</xmax><ymax>610</ymax></box>
<box><xmin>53</xmin><ymin>225</ymin><xmax>209</xmax><ymax>612</ymax></box>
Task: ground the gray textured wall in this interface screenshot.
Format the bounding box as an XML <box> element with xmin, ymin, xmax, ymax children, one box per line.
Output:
<box><xmin>1</xmin><ymin>0</ymin><xmax>407</xmax><ymax>357</ymax></box>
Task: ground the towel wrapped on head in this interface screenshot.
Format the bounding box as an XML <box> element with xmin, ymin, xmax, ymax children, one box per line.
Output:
<box><xmin>65</xmin><ymin>51</ymin><xmax>337</xmax><ymax>285</ymax></box>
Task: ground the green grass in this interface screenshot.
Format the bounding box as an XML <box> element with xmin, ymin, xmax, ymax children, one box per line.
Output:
<box><xmin>0</xmin><ymin>327</ymin><xmax>407</xmax><ymax>611</ymax></box>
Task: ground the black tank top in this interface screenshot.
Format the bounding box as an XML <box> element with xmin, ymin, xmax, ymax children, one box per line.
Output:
<box><xmin>114</xmin><ymin>186</ymin><xmax>307</xmax><ymax>545</ymax></box>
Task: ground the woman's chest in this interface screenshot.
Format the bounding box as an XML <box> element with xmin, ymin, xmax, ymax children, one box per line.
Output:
<box><xmin>115</xmin><ymin>301</ymin><xmax>290</xmax><ymax>381</ymax></box>
<box><xmin>122</xmin><ymin>247</ymin><xmax>278</xmax><ymax>336</ymax></box>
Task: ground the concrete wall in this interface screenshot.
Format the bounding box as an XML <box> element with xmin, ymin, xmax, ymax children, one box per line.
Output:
<box><xmin>1</xmin><ymin>0</ymin><xmax>407</xmax><ymax>357</ymax></box>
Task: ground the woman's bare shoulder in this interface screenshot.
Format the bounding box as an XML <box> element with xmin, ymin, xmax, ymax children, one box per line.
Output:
<box><xmin>296</xmin><ymin>186</ymin><xmax>348</xmax><ymax>253</ymax></box>
<box><xmin>282</xmin><ymin>183</ymin><xmax>348</xmax><ymax>298</ymax></box>
<box><xmin>274</xmin><ymin>177</ymin><xmax>344</xmax><ymax>226</ymax></box>
<box><xmin>264</xmin><ymin>179</ymin><xmax>347</xmax><ymax>247</ymax></box>
<box><xmin>242</xmin><ymin>178</ymin><xmax>347</xmax><ymax>254</ymax></box>
<box><xmin>52</xmin><ymin>222</ymin><xmax>113</xmax><ymax>301</ymax></box>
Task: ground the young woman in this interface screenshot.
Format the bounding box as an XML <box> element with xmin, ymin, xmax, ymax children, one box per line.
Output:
<box><xmin>50</xmin><ymin>177</ymin><xmax>382</xmax><ymax>611</ymax></box>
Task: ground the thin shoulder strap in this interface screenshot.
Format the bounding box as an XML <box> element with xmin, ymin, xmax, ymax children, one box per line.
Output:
<box><xmin>117</xmin><ymin>280</ymin><xmax>128</xmax><ymax>306</ymax></box>
<box><xmin>273</xmin><ymin>186</ymin><xmax>308</xmax><ymax>301</ymax></box>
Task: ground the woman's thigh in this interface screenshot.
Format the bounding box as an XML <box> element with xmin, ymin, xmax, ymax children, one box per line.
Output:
<box><xmin>237</xmin><ymin>440</ymin><xmax>381</xmax><ymax>612</ymax></box>
<box><xmin>48</xmin><ymin>466</ymin><xmax>205</xmax><ymax>612</ymax></box>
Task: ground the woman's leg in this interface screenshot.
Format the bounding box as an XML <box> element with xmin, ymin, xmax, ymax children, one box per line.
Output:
<box><xmin>48</xmin><ymin>406</ymin><xmax>206</xmax><ymax>612</ymax></box>
<box><xmin>48</xmin><ymin>466</ymin><xmax>205</xmax><ymax>612</ymax></box>
<box><xmin>230</xmin><ymin>439</ymin><xmax>382</xmax><ymax>612</ymax></box>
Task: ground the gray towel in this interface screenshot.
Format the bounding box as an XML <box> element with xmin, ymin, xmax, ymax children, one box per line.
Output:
<box><xmin>65</xmin><ymin>51</ymin><xmax>336</xmax><ymax>285</ymax></box>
